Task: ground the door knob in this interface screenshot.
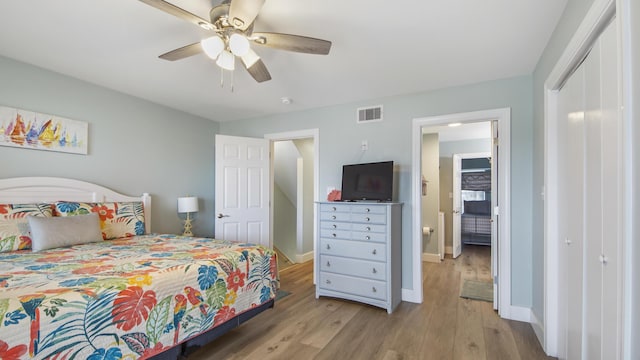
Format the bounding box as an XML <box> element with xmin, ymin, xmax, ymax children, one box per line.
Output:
<box><xmin>217</xmin><ymin>213</ymin><xmax>229</xmax><ymax>219</ymax></box>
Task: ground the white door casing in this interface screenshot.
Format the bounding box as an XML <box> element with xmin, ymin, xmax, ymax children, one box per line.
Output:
<box><xmin>215</xmin><ymin>135</ymin><xmax>270</xmax><ymax>247</ymax></box>
<box><xmin>452</xmin><ymin>154</ymin><xmax>462</xmax><ymax>259</ymax></box>
<box><xmin>491</xmin><ymin>120</ymin><xmax>499</xmax><ymax>311</ymax></box>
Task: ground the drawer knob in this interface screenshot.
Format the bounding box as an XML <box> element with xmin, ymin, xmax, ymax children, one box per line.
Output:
<box><xmin>365</xmin><ymin>235</ymin><xmax>371</xmax><ymax>240</ymax></box>
<box><xmin>365</xmin><ymin>217</ymin><xmax>370</xmax><ymax>222</ymax></box>
<box><xmin>372</xmin><ymin>287</ymin><xmax>377</xmax><ymax>293</ymax></box>
<box><xmin>332</xmin><ymin>215</ymin><xmax>337</xmax><ymax>220</ymax></box>
<box><xmin>326</xmin><ymin>261</ymin><xmax>331</xmax><ymax>267</ymax></box>
<box><xmin>366</xmin><ymin>226</ymin><xmax>371</xmax><ymax>231</ymax></box>
<box><xmin>372</xmin><ymin>249</ymin><xmax>377</xmax><ymax>255</ymax></box>
<box><xmin>366</xmin><ymin>208</ymin><xmax>370</xmax><ymax>213</ymax></box>
<box><xmin>372</xmin><ymin>268</ymin><xmax>377</xmax><ymax>274</ymax></box>
<box><xmin>326</xmin><ymin>279</ymin><xmax>332</xmax><ymax>284</ymax></box>
<box><xmin>326</xmin><ymin>244</ymin><xmax>331</xmax><ymax>250</ymax></box>
<box><xmin>332</xmin><ymin>233</ymin><xmax>337</xmax><ymax>238</ymax></box>
<box><xmin>332</xmin><ymin>206</ymin><xmax>336</xmax><ymax>211</ymax></box>
<box><xmin>333</xmin><ymin>224</ymin><xmax>337</xmax><ymax>229</ymax></box>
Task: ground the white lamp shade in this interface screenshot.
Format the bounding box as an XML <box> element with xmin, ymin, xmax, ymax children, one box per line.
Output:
<box><xmin>216</xmin><ymin>50</ymin><xmax>235</xmax><ymax>70</ymax></box>
<box><xmin>229</xmin><ymin>33</ymin><xmax>250</xmax><ymax>56</ymax></box>
<box><xmin>201</xmin><ymin>36</ymin><xmax>224</xmax><ymax>60</ymax></box>
<box><xmin>178</xmin><ymin>196</ymin><xmax>199</xmax><ymax>213</ymax></box>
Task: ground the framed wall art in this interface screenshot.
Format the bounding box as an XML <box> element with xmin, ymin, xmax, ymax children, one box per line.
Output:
<box><xmin>0</xmin><ymin>106</ymin><xmax>88</xmax><ymax>155</ymax></box>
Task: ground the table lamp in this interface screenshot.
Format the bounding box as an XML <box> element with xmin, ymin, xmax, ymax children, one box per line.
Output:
<box><xmin>178</xmin><ymin>196</ymin><xmax>199</xmax><ymax>236</ymax></box>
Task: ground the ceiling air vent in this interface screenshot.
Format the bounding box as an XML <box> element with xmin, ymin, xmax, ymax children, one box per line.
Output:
<box><xmin>357</xmin><ymin>105</ymin><xmax>383</xmax><ymax>123</ymax></box>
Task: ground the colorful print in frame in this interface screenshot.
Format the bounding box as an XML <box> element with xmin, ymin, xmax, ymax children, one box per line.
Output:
<box><xmin>0</xmin><ymin>105</ymin><xmax>88</xmax><ymax>154</ymax></box>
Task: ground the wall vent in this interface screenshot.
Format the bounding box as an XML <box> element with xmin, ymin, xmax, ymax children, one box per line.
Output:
<box><xmin>357</xmin><ymin>105</ymin><xmax>383</xmax><ymax>123</ymax></box>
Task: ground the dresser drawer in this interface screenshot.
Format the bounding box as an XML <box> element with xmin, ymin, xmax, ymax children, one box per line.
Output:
<box><xmin>350</xmin><ymin>213</ymin><xmax>386</xmax><ymax>225</ymax></box>
<box><xmin>320</xmin><ymin>272</ymin><xmax>387</xmax><ymax>301</ymax></box>
<box><xmin>320</xmin><ymin>221</ymin><xmax>352</xmax><ymax>231</ymax></box>
<box><xmin>320</xmin><ymin>211</ymin><xmax>351</xmax><ymax>222</ymax></box>
<box><xmin>320</xmin><ymin>255</ymin><xmax>386</xmax><ymax>281</ymax></box>
<box><xmin>320</xmin><ymin>203</ymin><xmax>350</xmax><ymax>213</ymax></box>
<box><xmin>351</xmin><ymin>205</ymin><xmax>387</xmax><ymax>215</ymax></box>
<box><xmin>351</xmin><ymin>223</ymin><xmax>387</xmax><ymax>233</ymax></box>
<box><xmin>320</xmin><ymin>228</ymin><xmax>351</xmax><ymax>240</ymax></box>
<box><xmin>320</xmin><ymin>239</ymin><xmax>386</xmax><ymax>261</ymax></box>
<box><xmin>350</xmin><ymin>231</ymin><xmax>387</xmax><ymax>243</ymax></box>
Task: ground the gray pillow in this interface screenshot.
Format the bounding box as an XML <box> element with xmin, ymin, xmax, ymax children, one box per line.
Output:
<box><xmin>28</xmin><ymin>213</ymin><xmax>103</xmax><ymax>251</ymax></box>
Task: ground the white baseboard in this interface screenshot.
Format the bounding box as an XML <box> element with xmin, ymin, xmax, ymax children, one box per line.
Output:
<box><xmin>295</xmin><ymin>251</ymin><xmax>314</xmax><ymax>263</ymax></box>
<box><xmin>530</xmin><ymin>310</ymin><xmax>545</xmax><ymax>351</ymax></box>
<box><xmin>422</xmin><ymin>252</ymin><xmax>441</xmax><ymax>263</ymax></box>
<box><xmin>402</xmin><ymin>288</ymin><xmax>422</xmax><ymax>303</ymax></box>
<box><xmin>503</xmin><ymin>305</ymin><xmax>532</xmax><ymax>322</ymax></box>
<box><xmin>445</xmin><ymin>246</ymin><xmax>453</xmax><ymax>255</ymax></box>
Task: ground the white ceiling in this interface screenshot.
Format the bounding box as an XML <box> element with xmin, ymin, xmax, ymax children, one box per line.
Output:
<box><xmin>0</xmin><ymin>0</ymin><xmax>567</xmax><ymax>123</ymax></box>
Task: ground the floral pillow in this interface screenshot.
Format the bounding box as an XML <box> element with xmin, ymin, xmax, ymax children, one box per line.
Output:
<box><xmin>54</xmin><ymin>201</ymin><xmax>145</xmax><ymax>240</ymax></box>
<box><xmin>0</xmin><ymin>203</ymin><xmax>54</xmax><ymax>252</ymax></box>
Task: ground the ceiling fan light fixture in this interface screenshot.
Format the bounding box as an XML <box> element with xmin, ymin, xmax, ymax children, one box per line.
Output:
<box><xmin>201</xmin><ymin>36</ymin><xmax>225</xmax><ymax>60</ymax></box>
<box><xmin>229</xmin><ymin>33</ymin><xmax>250</xmax><ymax>56</ymax></box>
<box><xmin>216</xmin><ymin>50</ymin><xmax>235</xmax><ymax>71</ymax></box>
<box><xmin>241</xmin><ymin>48</ymin><xmax>260</xmax><ymax>68</ymax></box>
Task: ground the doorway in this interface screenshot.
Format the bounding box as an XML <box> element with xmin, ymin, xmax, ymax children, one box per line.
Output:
<box><xmin>265</xmin><ymin>129</ymin><xmax>319</xmax><ymax>279</ymax></box>
<box><xmin>411</xmin><ymin>108</ymin><xmax>512</xmax><ymax>318</ymax></box>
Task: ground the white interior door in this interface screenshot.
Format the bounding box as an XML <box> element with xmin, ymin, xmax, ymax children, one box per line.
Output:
<box><xmin>215</xmin><ymin>135</ymin><xmax>270</xmax><ymax>247</ymax></box>
<box><xmin>452</xmin><ymin>154</ymin><xmax>462</xmax><ymax>258</ymax></box>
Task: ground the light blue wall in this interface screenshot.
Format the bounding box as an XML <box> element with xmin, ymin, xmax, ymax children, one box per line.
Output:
<box><xmin>531</xmin><ymin>0</ymin><xmax>596</xmax><ymax>324</ymax></box>
<box><xmin>0</xmin><ymin>56</ymin><xmax>219</xmax><ymax>236</ymax></box>
<box><xmin>220</xmin><ymin>75</ymin><xmax>534</xmax><ymax>306</ymax></box>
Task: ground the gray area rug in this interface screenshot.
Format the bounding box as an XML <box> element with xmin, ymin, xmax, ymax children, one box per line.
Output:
<box><xmin>460</xmin><ymin>279</ymin><xmax>493</xmax><ymax>302</ymax></box>
<box><xmin>275</xmin><ymin>290</ymin><xmax>291</xmax><ymax>301</ymax></box>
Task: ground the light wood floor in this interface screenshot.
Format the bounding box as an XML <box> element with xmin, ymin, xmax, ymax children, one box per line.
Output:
<box><xmin>188</xmin><ymin>245</ymin><xmax>553</xmax><ymax>360</ymax></box>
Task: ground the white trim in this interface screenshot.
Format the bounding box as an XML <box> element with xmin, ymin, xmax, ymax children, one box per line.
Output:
<box><xmin>509</xmin><ymin>306</ymin><xmax>532</xmax><ymax>323</ymax></box>
<box><xmin>421</xmin><ymin>252</ymin><xmax>441</xmax><ymax>263</ymax></box>
<box><xmin>411</xmin><ymin>108</ymin><xmax>511</xmax><ymax>316</ymax></box>
<box><xmin>543</xmin><ymin>0</ymin><xmax>616</xmax><ymax>356</ymax></box>
<box><xmin>295</xmin><ymin>251</ymin><xmax>314</xmax><ymax>263</ymax></box>
<box><xmin>0</xmin><ymin>177</ymin><xmax>152</xmax><ymax>233</ymax></box>
<box><xmin>531</xmin><ymin>309</ymin><xmax>545</xmax><ymax>350</ymax></box>
<box><xmin>265</xmin><ymin>129</ymin><xmax>320</xmax><ymax>284</ymax></box>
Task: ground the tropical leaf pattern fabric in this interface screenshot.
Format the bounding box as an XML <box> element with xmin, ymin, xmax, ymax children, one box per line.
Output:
<box><xmin>0</xmin><ymin>203</ymin><xmax>53</xmax><ymax>253</ymax></box>
<box><xmin>0</xmin><ymin>234</ymin><xmax>279</xmax><ymax>359</ymax></box>
<box><xmin>54</xmin><ymin>201</ymin><xmax>145</xmax><ymax>240</ymax></box>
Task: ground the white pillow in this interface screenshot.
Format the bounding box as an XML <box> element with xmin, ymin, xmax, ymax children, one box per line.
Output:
<box><xmin>28</xmin><ymin>213</ymin><xmax>103</xmax><ymax>251</ymax></box>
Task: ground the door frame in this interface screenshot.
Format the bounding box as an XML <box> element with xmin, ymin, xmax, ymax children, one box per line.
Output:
<box><xmin>265</xmin><ymin>129</ymin><xmax>319</xmax><ymax>282</ymax></box>
<box><xmin>410</xmin><ymin>108</ymin><xmax>511</xmax><ymax>318</ymax></box>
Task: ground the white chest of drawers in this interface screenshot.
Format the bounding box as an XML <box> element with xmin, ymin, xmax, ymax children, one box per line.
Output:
<box><xmin>315</xmin><ymin>201</ymin><xmax>402</xmax><ymax>313</ymax></box>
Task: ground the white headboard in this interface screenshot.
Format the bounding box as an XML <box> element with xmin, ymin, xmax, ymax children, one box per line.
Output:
<box><xmin>0</xmin><ymin>177</ymin><xmax>151</xmax><ymax>233</ymax></box>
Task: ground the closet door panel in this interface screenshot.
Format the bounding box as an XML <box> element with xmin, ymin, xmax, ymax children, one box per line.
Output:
<box><xmin>583</xmin><ymin>38</ymin><xmax>603</xmax><ymax>359</ymax></box>
<box><xmin>599</xmin><ymin>20</ymin><xmax>621</xmax><ymax>358</ymax></box>
<box><xmin>558</xmin><ymin>64</ymin><xmax>586</xmax><ymax>360</ymax></box>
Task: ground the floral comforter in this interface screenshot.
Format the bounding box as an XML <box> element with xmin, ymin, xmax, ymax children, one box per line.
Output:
<box><xmin>0</xmin><ymin>234</ymin><xmax>278</xmax><ymax>359</ymax></box>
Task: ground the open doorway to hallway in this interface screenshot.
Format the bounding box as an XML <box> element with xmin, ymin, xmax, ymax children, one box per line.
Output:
<box><xmin>266</xmin><ymin>129</ymin><xmax>319</xmax><ymax>279</ymax></box>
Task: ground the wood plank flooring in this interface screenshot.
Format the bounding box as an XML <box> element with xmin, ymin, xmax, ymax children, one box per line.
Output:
<box><xmin>187</xmin><ymin>245</ymin><xmax>553</xmax><ymax>360</ymax></box>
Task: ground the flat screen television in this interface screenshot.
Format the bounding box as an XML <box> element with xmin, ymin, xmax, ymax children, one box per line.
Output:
<box><xmin>341</xmin><ymin>161</ymin><xmax>394</xmax><ymax>201</ymax></box>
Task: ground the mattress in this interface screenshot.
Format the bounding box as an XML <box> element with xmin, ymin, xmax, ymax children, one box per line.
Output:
<box><xmin>0</xmin><ymin>234</ymin><xmax>278</xmax><ymax>359</ymax></box>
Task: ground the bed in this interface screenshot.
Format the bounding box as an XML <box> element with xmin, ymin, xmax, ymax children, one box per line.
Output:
<box><xmin>0</xmin><ymin>177</ymin><xmax>279</xmax><ymax>360</ymax></box>
<box><xmin>461</xmin><ymin>200</ymin><xmax>491</xmax><ymax>246</ymax></box>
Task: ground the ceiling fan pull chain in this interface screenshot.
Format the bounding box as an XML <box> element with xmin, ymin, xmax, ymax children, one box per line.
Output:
<box><xmin>220</xmin><ymin>67</ymin><xmax>224</xmax><ymax>88</ymax></box>
<box><xmin>231</xmin><ymin>65</ymin><xmax>235</xmax><ymax>93</ymax></box>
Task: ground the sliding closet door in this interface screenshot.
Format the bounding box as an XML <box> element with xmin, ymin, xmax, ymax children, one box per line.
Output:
<box><xmin>555</xmin><ymin>18</ymin><xmax>620</xmax><ymax>360</ymax></box>
<box><xmin>557</xmin><ymin>60</ymin><xmax>585</xmax><ymax>360</ymax></box>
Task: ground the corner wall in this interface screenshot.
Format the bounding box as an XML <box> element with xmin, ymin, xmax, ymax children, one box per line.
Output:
<box><xmin>0</xmin><ymin>56</ymin><xmax>219</xmax><ymax>236</ymax></box>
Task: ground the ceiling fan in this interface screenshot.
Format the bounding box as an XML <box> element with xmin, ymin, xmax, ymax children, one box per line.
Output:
<box><xmin>139</xmin><ymin>0</ymin><xmax>332</xmax><ymax>83</ymax></box>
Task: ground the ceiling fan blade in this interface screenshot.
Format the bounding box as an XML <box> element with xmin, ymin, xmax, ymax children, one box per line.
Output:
<box><xmin>228</xmin><ymin>0</ymin><xmax>265</xmax><ymax>31</ymax></box>
<box><xmin>251</xmin><ymin>32</ymin><xmax>331</xmax><ymax>55</ymax></box>
<box><xmin>242</xmin><ymin>58</ymin><xmax>271</xmax><ymax>83</ymax></box>
<box><xmin>159</xmin><ymin>42</ymin><xmax>202</xmax><ymax>61</ymax></box>
<box><xmin>139</xmin><ymin>0</ymin><xmax>215</xmax><ymax>30</ymax></box>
